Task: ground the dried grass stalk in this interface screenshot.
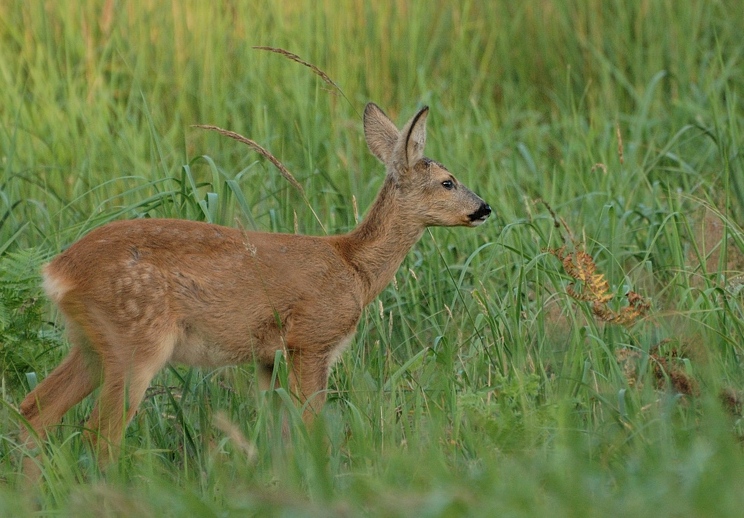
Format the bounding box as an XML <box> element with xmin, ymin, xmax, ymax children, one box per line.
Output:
<box><xmin>192</xmin><ymin>124</ymin><xmax>305</xmax><ymax>196</ymax></box>
<box><xmin>253</xmin><ymin>46</ymin><xmax>339</xmax><ymax>92</ymax></box>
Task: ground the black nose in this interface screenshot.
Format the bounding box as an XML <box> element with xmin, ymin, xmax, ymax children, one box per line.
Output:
<box><xmin>469</xmin><ymin>203</ymin><xmax>492</xmax><ymax>221</ymax></box>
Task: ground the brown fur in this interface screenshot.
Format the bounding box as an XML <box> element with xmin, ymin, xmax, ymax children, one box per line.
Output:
<box><xmin>19</xmin><ymin>103</ymin><xmax>491</xmax><ymax>473</ymax></box>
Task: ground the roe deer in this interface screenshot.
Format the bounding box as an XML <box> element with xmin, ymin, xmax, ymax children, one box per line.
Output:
<box><xmin>19</xmin><ymin>103</ymin><xmax>491</xmax><ymax>471</ymax></box>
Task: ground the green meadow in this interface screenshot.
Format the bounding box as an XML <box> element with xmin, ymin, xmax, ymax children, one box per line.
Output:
<box><xmin>1</xmin><ymin>1</ymin><xmax>744</xmax><ymax>515</ymax></box>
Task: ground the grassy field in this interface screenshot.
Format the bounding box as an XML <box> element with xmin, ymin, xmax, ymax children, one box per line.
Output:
<box><xmin>1</xmin><ymin>1</ymin><xmax>744</xmax><ymax>515</ymax></box>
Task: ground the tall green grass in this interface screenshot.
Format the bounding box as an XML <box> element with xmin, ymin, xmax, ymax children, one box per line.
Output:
<box><xmin>1</xmin><ymin>1</ymin><xmax>743</xmax><ymax>515</ymax></box>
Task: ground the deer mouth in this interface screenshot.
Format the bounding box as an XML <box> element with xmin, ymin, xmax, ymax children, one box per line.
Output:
<box><xmin>468</xmin><ymin>203</ymin><xmax>492</xmax><ymax>226</ymax></box>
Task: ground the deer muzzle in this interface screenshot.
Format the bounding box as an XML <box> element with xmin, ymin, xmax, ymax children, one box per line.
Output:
<box><xmin>468</xmin><ymin>203</ymin><xmax>492</xmax><ymax>226</ymax></box>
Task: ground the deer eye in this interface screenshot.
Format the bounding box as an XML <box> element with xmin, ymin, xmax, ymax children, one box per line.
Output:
<box><xmin>441</xmin><ymin>180</ymin><xmax>455</xmax><ymax>190</ymax></box>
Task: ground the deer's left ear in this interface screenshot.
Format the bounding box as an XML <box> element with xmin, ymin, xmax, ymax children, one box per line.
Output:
<box><xmin>399</xmin><ymin>106</ymin><xmax>428</xmax><ymax>168</ymax></box>
<box><xmin>364</xmin><ymin>103</ymin><xmax>400</xmax><ymax>164</ymax></box>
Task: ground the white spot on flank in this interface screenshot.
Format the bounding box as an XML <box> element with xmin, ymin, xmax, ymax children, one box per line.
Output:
<box><xmin>328</xmin><ymin>333</ymin><xmax>355</xmax><ymax>366</ymax></box>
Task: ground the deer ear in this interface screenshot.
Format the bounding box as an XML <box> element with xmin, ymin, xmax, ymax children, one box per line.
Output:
<box><xmin>364</xmin><ymin>103</ymin><xmax>399</xmax><ymax>164</ymax></box>
<box><xmin>399</xmin><ymin>106</ymin><xmax>428</xmax><ymax>168</ymax></box>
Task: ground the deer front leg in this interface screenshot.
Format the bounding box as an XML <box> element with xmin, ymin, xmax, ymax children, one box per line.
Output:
<box><xmin>286</xmin><ymin>351</ymin><xmax>331</xmax><ymax>424</ymax></box>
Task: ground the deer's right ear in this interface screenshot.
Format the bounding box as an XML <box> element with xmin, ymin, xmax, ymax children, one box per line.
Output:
<box><xmin>400</xmin><ymin>106</ymin><xmax>428</xmax><ymax>168</ymax></box>
<box><xmin>364</xmin><ymin>103</ymin><xmax>399</xmax><ymax>164</ymax></box>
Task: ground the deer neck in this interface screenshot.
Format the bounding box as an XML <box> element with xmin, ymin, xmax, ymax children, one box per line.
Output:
<box><xmin>335</xmin><ymin>178</ymin><xmax>426</xmax><ymax>305</ymax></box>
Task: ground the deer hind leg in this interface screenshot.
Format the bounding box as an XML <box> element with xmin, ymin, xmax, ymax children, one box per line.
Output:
<box><xmin>19</xmin><ymin>322</ymin><xmax>102</xmax><ymax>478</ymax></box>
<box><xmin>85</xmin><ymin>331</ymin><xmax>176</xmax><ymax>464</ymax></box>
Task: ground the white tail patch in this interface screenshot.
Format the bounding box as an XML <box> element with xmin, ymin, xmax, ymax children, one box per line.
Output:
<box><xmin>42</xmin><ymin>267</ymin><xmax>72</xmax><ymax>303</ymax></box>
